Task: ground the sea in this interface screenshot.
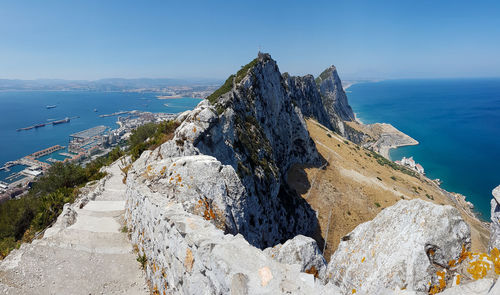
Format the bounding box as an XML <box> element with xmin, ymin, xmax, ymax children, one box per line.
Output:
<box><xmin>347</xmin><ymin>79</ymin><xmax>500</xmax><ymax>220</ymax></box>
<box><xmin>0</xmin><ymin>91</ymin><xmax>201</xmax><ymax>184</ymax></box>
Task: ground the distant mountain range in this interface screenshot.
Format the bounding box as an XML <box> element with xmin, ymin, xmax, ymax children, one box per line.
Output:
<box><xmin>0</xmin><ymin>78</ymin><xmax>222</xmax><ymax>92</ymax></box>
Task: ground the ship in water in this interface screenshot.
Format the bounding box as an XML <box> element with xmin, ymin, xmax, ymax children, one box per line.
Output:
<box><xmin>52</xmin><ymin>117</ymin><xmax>70</xmax><ymax>125</ymax></box>
<box><xmin>34</xmin><ymin>123</ymin><xmax>46</xmax><ymax>128</ymax></box>
<box><xmin>46</xmin><ymin>105</ymin><xmax>57</xmax><ymax>109</ymax></box>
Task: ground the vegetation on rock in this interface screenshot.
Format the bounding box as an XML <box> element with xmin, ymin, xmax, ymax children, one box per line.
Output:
<box><xmin>129</xmin><ymin>120</ymin><xmax>179</xmax><ymax>161</ymax></box>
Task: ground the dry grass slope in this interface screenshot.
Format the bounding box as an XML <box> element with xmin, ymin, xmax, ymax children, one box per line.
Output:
<box><xmin>287</xmin><ymin>119</ymin><xmax>490</xmax><ymax>261</ymax></box>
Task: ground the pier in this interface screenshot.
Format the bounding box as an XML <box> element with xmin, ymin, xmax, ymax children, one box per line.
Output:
<box><xmin>28</xmin><ymin>145</ymin><xmax>65</xmax><ymax>159</ymax></box>
<box><xmin>99</xmin><ymin>111</ymin><xmax>132</xmax><ymax>118</ymax></box>
<box><xmin>16</xmin><ymin>116</ymin><xmax>79</xmax><ymax>132</ymax></box>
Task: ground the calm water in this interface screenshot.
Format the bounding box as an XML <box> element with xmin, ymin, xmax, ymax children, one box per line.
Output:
<box><xmin>0</xmin><ymin>91</ymin><xmax>201</xmax><ymax>182</ymax></box>
<box><xmin>347</xmin><ymin>79</ymin><xmax>500</xmax><ymax>219</ymax></box>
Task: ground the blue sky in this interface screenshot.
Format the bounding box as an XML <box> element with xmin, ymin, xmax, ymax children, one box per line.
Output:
<box><xmin>1</xmin><ymin>0</ymin><xmax>500</xmax><ymax>80</ymax></box>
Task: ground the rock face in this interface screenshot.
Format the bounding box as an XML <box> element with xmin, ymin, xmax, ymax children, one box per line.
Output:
<box><xmin>316</xmin><ymin>66</ymin><xmax>355</xmax><ymax>128</ymax></box>
<box><xmin>489</xmin><ymin>185</ymin><xmax>500</xmax><ymax>252</ymax></box>
<box><xmin>324</xmin><ymin>199</ymin><xmax>471</xmax><ymax>294</ymax></box>
<box><xmin>283</xmin><ymin>65</ymin><xmax>354</xmax><ymax>136</ymax></box>
<box><xmin>136</xmin><ymin>53</ymin><xmax>326</xmax><ymax>249</ymax></box>
<box><xmin>125</xmin><ymin>194</ymin><xmax>341</xmax><ymax>294</ymax></box>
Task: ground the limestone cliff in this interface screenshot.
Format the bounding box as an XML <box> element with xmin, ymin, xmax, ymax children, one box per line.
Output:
<box><xmin>131</xmin><ymin>53</ymin><xmax>322</xmax><ymax>249</ymax></box>
<box><xmin>283</xmin><ymin>65</ymin><xmax>355</xmax><ymax>136</ymax></box>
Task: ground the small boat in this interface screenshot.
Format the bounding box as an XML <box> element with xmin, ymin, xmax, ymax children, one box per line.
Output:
<box><xmin>46</xmin><ymin>105</ymin><xmax>57</xmax><ymax>109</ymax></box>
<box><xmin>94</xmin><ymin>109</ymin><xmax>98</xmax><ymax>112</ymax></box>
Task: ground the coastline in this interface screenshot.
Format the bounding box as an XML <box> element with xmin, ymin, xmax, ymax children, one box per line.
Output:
<box><xmin>156</xmin><ymin>95</ymin><xmax>183</xmax><ymax>99</ymax></box>
<box><xmin>345</xmin><ymin>84</ymin><xmax>487</xmax><ymax>224</ymax></box>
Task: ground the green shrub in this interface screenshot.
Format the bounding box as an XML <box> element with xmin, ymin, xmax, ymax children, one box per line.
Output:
<box><xmin>128</xmin><ymin>120</ymin><xmax>179</xmax><ymax>161</ymax></box>
<box><xmin>137</xmin><ymin>253</ymin><xmax>147</xmax><ymax>269</ymax></box>
<box><xmin>206</xmin><ymin>74</ymin><xmax>235</xmax><ymax>105</ymax></box>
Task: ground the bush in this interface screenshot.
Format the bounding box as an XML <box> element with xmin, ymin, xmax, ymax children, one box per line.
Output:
<box><xmin>129</xmin><ymin>121</ymin><xmax>179</xmax><ymax>161</ymax></box>
<box><xmin>206</xmin><ymin>75</ymin><xmax>235</xmax><ymax>105</ymax></box>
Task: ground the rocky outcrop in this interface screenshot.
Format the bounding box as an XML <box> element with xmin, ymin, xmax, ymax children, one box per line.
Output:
<box><xmin>316</xmin><ymin>66</ymin><xmax>355</xmax><ymax>131</ymax></box>
<box><xmin>283</xmin><ymin>65</ymin><xmax>354</xmax><ymax>136</ymax></box>
<box><xmin>489</xmin><ymin>185</ymin><xmax>500</xmax><ymax>252</ymax></box>
<box><xmin>125</xmin><ymin>190</ymin><xmax>341</xmax><ymax>294</ymax></box>
<box><xmin>135</xmin><ymin>53</ymin><xmax>322</xmax><ymax>249</ymax></box>
<box><xmin>263</xmin><ymin>235</ymin><xmax>327</xmax><ymax>278</ymax></box>
<box><xmin>324</xmin><ymin>199</ymin><xmax>472</xmax><ymax>294</ymax></box>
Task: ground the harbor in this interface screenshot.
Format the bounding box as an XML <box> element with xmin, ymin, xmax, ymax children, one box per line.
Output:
<box><xmin>1</xmin><ymin>110</ymin><xmax>177</xmax><ymax>202</ymax></box>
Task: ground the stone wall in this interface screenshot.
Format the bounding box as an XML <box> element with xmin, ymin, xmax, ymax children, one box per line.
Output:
<box><xmin>125</xmin><ymin>175</ymin><xmax>339</xmax><ymax>295</ymax></box>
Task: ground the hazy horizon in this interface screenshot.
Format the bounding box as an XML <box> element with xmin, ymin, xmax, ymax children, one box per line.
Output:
<box><xmin>2</xmin><ymin>0</ymin><xmax>500</xmax><ymax>81</ymax></box>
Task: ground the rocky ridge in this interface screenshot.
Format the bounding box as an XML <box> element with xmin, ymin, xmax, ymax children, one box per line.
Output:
<box><xmin>124</xmin><ymin>53</ymin><xmax>498</xmax><ymax>294</ymax></box>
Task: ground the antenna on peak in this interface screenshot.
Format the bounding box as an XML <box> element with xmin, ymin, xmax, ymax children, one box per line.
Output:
<box><xmin>258</xmin><ymin>44</ymin><xmax>262</xmax><ymax>54</ymax></box>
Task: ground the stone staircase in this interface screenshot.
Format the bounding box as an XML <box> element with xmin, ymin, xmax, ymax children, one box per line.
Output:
<box><xmin>0</xmin><ymin>162</ymin><xmax>148</xmax><ymax>295</ymax></box>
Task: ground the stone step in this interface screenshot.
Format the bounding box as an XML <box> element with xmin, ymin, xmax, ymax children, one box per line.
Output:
<box><xmin>82</xmin><ymin>200</ymin><xmax>125</xmax><ymax>212</ymax></box>
<box><xmin>37</xmin><ymin>229</ymin><xmax>133</xmax><ymax>254</ymax></box>
<box><xmin>68</xmin><ymin>215</ymin><xmax>121</xmax><ymax>233</ymax></box>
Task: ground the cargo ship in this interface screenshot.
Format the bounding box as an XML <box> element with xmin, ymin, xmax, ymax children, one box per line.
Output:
<box><xmin>16</xmin><ymin>126</ymin><xmax>34</xmax><ymax>132</ymax></box>
<box><xmin>46</xmin><ymin>105</ymin><xmax>57</xmax><ymax>109</ymax></box>
<box><xmin>52</xmin><ymin>117</ymin><xmax>70</xmax><ymax>125</ymax></box>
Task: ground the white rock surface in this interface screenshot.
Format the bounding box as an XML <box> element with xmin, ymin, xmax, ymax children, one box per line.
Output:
<box><xmin>324</xmin><ymin>199</ymin><xmax>471</xmax><ymax>294</ymax></box>
<box><xmin>489</xmin><ymin>185</ymin><xmax>500</xmax><ymax>253</ymax></box>
<box><xmin>125</xmin><ymin>185</ymin><xmax>341</xmax><ymax>295</ymax></box>
<box><xmin>263</xmin><ymin>235</ymin><xmax>327</xmax><ymax>278</ymax></box>
<box><xmin>439</xmin><ymin>278</ymin><xmax>495</xmax><ymax>295</ymax></box>
<box><xmin>0</xmin><ymin>161</ymin><xmax>147</xmax><ymax>295</ymax></box>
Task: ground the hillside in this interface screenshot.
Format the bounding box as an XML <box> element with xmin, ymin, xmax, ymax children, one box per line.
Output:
<box><xmin>288</xmin><ymin>119</ymin><xmax>490</xmax><ymax>260</ymax></box>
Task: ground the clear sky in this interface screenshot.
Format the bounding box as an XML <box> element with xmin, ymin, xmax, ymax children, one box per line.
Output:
<box><xmin>1</xmin><ymin>0</ymin><xmax>500</xmax><ymax>80</ymax></box>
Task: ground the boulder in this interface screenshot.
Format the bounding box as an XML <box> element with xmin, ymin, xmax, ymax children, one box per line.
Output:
<box><xmin>264</xmin><ymin>235</ymin><xmax>327</xmax><ymax>278</ymax></box>
<box><xmin>324</xmin><ymin>199</ymin><xmax>471</xmax><ymax>294</ymax></box>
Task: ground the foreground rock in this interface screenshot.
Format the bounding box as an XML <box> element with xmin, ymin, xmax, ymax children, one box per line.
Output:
<box><xmin>490</xmin><ymin>185</ymin><xmax>500</xmax><ymax>252</ymax></box>
<box><xmin>325</xmin><ymin>199</ymin><xmax>471</xmax><ymax>294</ymax></box>
<box><xmin>263</xmin><ymin>235</ymin><xmax>327</xmax><ymax>278</ymax></box>
<box><xmin>125</xmin><ymin>194</ymin><xmax>341</xmax><ymax>294</ymax></box>
<box><xmin>0</xmin><ymin>162</ymin><xmax>147</xmax><ymax>295</ymax></box>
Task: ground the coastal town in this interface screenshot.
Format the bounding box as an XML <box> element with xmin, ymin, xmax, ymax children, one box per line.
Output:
<box><xmin>0</xmin><ymin>110</ymin><xmax>175</xmax><ymax>202</ymax></box>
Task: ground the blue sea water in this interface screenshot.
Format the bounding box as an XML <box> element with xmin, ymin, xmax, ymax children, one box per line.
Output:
<box><xmin>347</xmin><ymin>79</ymin><xmax>500</xmax><ymax>220</ymax></box>
<box><xmin>0</xmin><ymin>91</ymin><xmax>201</xmax><ymax>182</ymax></box>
